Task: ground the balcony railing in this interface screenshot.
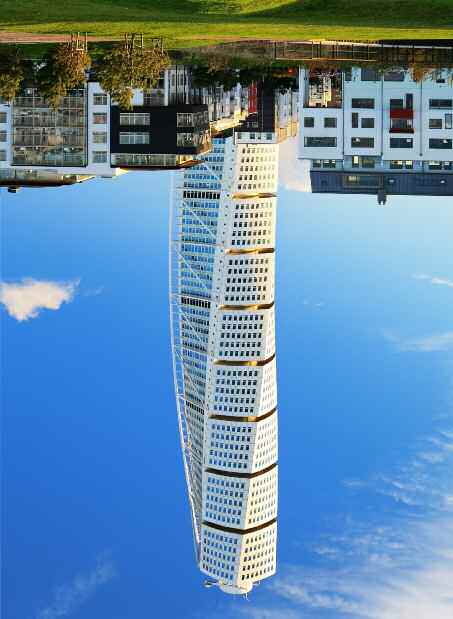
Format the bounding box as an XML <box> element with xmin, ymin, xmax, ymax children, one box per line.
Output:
<box><xmin>389</xmin><ymin>127</ymin><xmax>414</xmax><ymax>133</ymax></box>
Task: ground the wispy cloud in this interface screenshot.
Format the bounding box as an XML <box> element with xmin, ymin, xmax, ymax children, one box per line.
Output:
<box><xmin>37</xmin><ymin>553</ymin><xmax>115</xmax><ymax>619</ymax></box>
<box><xmin>383</xmin><ymin>330</ymin><xmax>453</xmax><ymax>352</ymax></box>
<box><xmin>413</xmin><ymin>274</ymin><xmax>453</xmax><ymax>289</ymax></box>
<box><xmin>230</xmin><ymin>400</ymin><xmax>453</xmax><ymax>619</ymax></box>
<box><xmin>0</xmin><ymin>278</ymin><xmax>79</xmax><ymax>321</ymax></box>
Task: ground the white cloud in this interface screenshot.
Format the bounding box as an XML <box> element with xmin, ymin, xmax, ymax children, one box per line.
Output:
<box><xmin>279</xmin><ymin>138</ymin><xmax>313</xmax><ymax>193</ymax></box>
<box><xmin>37</xmin><ymin>553</ymin><xmax>115</xmax><ymax>619</ymax></box>
<box><xmin>0</xmin><ymin>278</ymin><xmax>79</xmax><ymax>321</ymax></box>
<box><xmin>239</xmin><ymin>414</ymin><xmax>453</xmax><ymax>619</ymax></box>
<box><xmin>384</xmin><ymin>330</ymin><xmax>453</xmax><ymax>352</ymax></box>
<box><xmin>413</xmin><ymin>274</ymin><xmax>453</xmax><ymax>289</ymax></box>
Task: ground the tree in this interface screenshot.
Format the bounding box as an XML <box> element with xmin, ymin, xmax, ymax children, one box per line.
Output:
<box><xmin>36</xmin><ymin>40</ymin><xmax>90</xmax><ymax>108</ymax></box>
<box><xmin>0</xmin><ymin>45</ymin><xmax>25</xmax><ymax>102</ymax></box>
<box><xmin>97</xmin><ymin>35</ymin><xmax>171</xmax><ymax>110</ymax></box>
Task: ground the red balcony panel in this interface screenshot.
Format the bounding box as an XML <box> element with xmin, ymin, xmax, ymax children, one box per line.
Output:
<box><xmin>390</xmin><ymin>108</ymin><xmax>413</xmax><ymax>119</ymax></box>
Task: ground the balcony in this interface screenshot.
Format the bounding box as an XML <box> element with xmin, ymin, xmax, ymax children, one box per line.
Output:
<box><xmin>390</xmin><ymin>108</ymin><xmax>413</xmax><ymax>119</ymax></box>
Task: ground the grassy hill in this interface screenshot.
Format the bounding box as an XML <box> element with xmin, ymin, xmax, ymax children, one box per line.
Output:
<box><xmin>1</xmin><ymin>0</ymin><xmax>453</xmax><ymax>46</ymax></box>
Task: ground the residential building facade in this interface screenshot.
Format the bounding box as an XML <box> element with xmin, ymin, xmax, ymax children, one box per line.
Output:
<box><xmin>298</xmin><ymin>66</ymin><xmax>453</xmax><ymax>202</ymax></box>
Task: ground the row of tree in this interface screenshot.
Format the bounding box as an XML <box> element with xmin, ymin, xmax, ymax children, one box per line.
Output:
<box><xmin>0</xmin><ymin>35</ymin><xmax>170</xmax><ymax>109</ymax></box>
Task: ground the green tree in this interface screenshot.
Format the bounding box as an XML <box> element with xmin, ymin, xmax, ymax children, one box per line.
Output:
<box><xmin>97</xmin><ymin>35</ymin><xmax>171</xmax><ymax>110</ymax></box>
<box><xmin>37</xmin><ymin>41</ymin><xmax>91</xmax><ymax>109</ymax></box>
<box><xmin>0</xmin><ymin>45</ymin><xmax>25</xmax><ymax>102</ymax></box>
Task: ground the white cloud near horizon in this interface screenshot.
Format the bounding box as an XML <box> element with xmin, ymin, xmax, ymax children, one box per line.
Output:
<box><xmin>413</xmin><ymin>274</ymin><xmax>453</xmax><ymax>289</ymax></box>
<box><xmin>279</xmin><ymin>138</ymin><xmax>313</xmax><ymax>193</ymax></box>
<box><xmin>227</xmin><ymin>394</ymin><xmax>453</xmax><ymax>619</ymax></box>
<box><xmin>265</xmin><ymin>421</ymin><xmax>453</xmax><ymax>619</ymax></box>
<box><xmin>37</xmin><ymin>553</ymin><xmax>115</xmax><ymax>619</ymax></box>
<box><xmin>0</xmin><ymin>278</ymin><xmax>79</xmax><ymax>321</ymax></box>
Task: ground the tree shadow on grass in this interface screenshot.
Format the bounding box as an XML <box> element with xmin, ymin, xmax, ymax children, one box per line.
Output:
<box><xmin>1</xmin><ymin>0</ymin><xmax>452</xmax><ymax>33</ymax></box>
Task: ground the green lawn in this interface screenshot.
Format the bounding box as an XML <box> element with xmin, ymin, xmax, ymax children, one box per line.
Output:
<box><xmin>1</xmin><ymin>0</ymin><xmax>453</xmax><ymax>47</ymax></box>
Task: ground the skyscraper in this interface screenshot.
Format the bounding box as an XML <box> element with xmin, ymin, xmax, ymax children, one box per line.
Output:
<box><xmin>170</xmin><ymin>86</ymin><xmax>283</xmax><ymax>593</ymax></box>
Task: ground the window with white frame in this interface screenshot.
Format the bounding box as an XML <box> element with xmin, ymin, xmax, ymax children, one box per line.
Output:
<box><xmin>119</xmin><ymin>113</ymin><xmax>150</xmax><ymax>125</ymax></box>
<box><xmin>119</xmin><ymin>132</ymin><xmax>149</xmax><ymax>145</ymax></box>
<box><xmin>93</xmin><ymin>93</ymin><xmax>108</xmax><ymax>105</ymax></box>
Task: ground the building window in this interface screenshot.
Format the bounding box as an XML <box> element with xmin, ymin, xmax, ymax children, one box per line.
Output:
<box><xmin>93</xmin><ymin>93</ymin><xmax>108</xmax><ymax>105</ymax></box>
<box><xmin>351</xmin><ymin>137</ymin><xmax>374</xmax><ymax>148</ymax></box>
<box><xmin>0</xmin><ymin>150</ymin><xmax>6</xmax><ymax>161</ymax></box>
<box><xmin>430</xmin><ymin>99</ymin><xmax>452</xmax><ymax>109</ymax></box>
<box><xmin>351</xmin><ymin>112</ymin><xmax>359</xmax><ymax>128</ymax></box>
<box><xmin>390</xmin><ymin>98</ymin><xmax>404</xmax><ymax>110</ymax></box>
<box><xmin>0</xmin><ymin>112</ymin><xmax>7</xmax><ymax>123</ymax></box>
<box><xmin>361</xmin><ymin>68</ymin><xmax>380</xmax><ymax>81</ymax></box>
<box><xmin>390</xmin><ymin>137</ymin><xmax>413</xmax><ymax>148</ymax></box>
<box><xmin>93</xmin><ymin>113</ymin><xmax>107</xmax><ymax>124</ymax></box>
<box><xmin>303</xmin><ymin>117</ymin><xmax>314</xmax><ymax>128</ymax></box>
<box><xmin>93</xmin><ymin>132</ymin><xmax>107</xmax><ymax>144</ymax></box>
<box><xmin>92</xmin><ymin>151</ymin><xmax>107</xmax><ymax>163</ymax></box>
<box><xmin>429</xmin><ymin>138</ymin><xmax>452</xmax><ymax>149</ymax></box>
<box><xmin>445</xmin><ymin>114</ymin><xmax>452</xmax><ymax>129</ymax></box>
<box><xmin>0</xmin><ymin>131</ymin><xmax>7</xmax><ymax>142</ymax></box>
<box><xmin>119</xmin><ymin>113</ymin><xmax>150</xmax><ymax>125</ymax></box>
<box><xmin>119</xmin><ymin>132</ymin><xmax>149</xmax><ymax>145</ymax></box>
<box><xmin>324</xmin><ymin>117</ymin><xmax>337</xmax><ymax>128</ymax></box>
<box><xmin>390</xmin><ymin>160</ymin><xmax>413</xmax><ymax>169</ymax></box>
<box><xmin>429</xmin><ymin>118</ymin><xmax>443</xmax><ymax>129</ymax></box>
<box><xmin>304</xmin><ymin>137</ymin><xmax>337</xmax><ymax>147</ymax></box>
<box><xmin>361</xmin><ymin>117</ymin><xmax>374</xmax><ymax>129</ymax></box>
<box><xmin>384</xmin><ymin>71</ymin><xmax>405</xmax><ymax>81</ymax></box>
<box><xmin>351</xmin><ymin>98</ymin><xmax>374</xmax><ymax>109</ymax></box>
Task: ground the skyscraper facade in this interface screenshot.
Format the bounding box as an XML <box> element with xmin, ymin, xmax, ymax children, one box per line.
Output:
<box><xmin>170</xmin><ymin>102</ymin><xmax>281</xmax><ymax>594</ymax></box>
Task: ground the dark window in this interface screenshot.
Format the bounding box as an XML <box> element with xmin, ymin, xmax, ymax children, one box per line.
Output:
<box><xmin>351</xmin><ymin>112</ymin><xmax>359</xmax><ymax>128</ymax></box>
<box><xmin>429</xmin><ymin>138</ymin><xmax>452</xmax><ymax>149</ymax></box>
<box><xmin>304</xmin><ymin>137</ymin><xmax>337</xmax><ymax>147</ymax></box>
<box><xmin>406</xmin><ymin>94</ymin><xmax>413</xmax><ymax>110</ymax></box>
<box><xmin>324</xmin><ymin>117</ymin><xmax>337</xmax><ymax>128</ymax></box>
<box><xmin>384</xmin><ymin>71</ymin><xmax>405</xmax><ymax>81</ymax></box>
<box><xmin>361</xmin><ymin>157</ymin><xmax>376</xmax><ymax>168</ymax></box>
<box><xmin>361</xmin><ymin>117</ymin><xmax>374</xmax><ymax>128</ymax></box>
<box><xmin>344</xmin><ymin>69</ymin><xmax>352</xmax><ymax>82</ymax></box>
<box><xmin>304</xmin><ymin>117</ymin><xmax>314</xmax><ymax>128</ymax></box>
<box><xmin>390</xmin><ymin>138</ymin><xmax>413</xmax><ymax>148</ymax></box>
<box><xmin>430</xmin><ymin>99</ymin><xmax>452</xmax><ymax>109</ymax></box>
<box><xmin>429</xmin><ymin>118</ymin><xmax>443</xmax><ymax>129</ymax></box>
<box><xmin>390</xmin><ymin>99</ymin><xmax>404</xmax><ymax>110</ymax></box>
<box><xmin>361</xmin><ymin>68</ymin><xmax>380</xmax><ymax>81</ymax></box>
<box><xmin>0</xmin><ymin>112</ymin><xmax>7</xmax><ymax>123</ymax></box>
<box><xmin>351</xmin><ymin>137</ymin><xmax>374</xmax><ymax>148</ymax></box>
<box><xmin>351</xmin><ymin>98</ymin><xmax>375</xmax><ymax>109</ymax></box>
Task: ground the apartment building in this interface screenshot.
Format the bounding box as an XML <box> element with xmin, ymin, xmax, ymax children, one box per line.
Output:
<box><xmin>298</xmin><ymin>66</ymin><xmax>453</xmax><ymax>202</ymax></box>
<box><xmin>0</xmin><ymin>65</ymin><xmax>250</xmax><ymax>190</ymax></box>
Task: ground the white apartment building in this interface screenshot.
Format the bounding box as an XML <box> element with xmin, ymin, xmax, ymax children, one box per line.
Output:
<box><xmin>0</xmin><ymin>66</ymin><xmax>248</xmax><ymax>190</ymax></box>
<box><xmin>170</xmin><ymin>113</ymin><xmax>280</xmax><ymax>595</ymax></box>
<box><xmin>298</xmin><ymin>66</ymin><xmax>453</xmax><ymax>200</ymax></box>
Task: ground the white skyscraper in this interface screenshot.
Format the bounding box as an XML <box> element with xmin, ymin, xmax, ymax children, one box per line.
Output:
<box><xmin>170</xmin><ymin>108</ymin><xmax>280</xmax><ymax>594</ymax></box>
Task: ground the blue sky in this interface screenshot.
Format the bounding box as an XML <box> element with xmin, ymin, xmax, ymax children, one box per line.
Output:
<box><xmin>2</xmin><ymin>153</ymin><xmax>453</xmax><ymax>619</ymax></box>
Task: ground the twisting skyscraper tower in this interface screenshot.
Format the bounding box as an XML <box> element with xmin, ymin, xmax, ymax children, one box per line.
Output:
<box><xmin>170</xmin><ymin>82</ymin><xmax>293</xmax><ymax>594</ymax></box>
